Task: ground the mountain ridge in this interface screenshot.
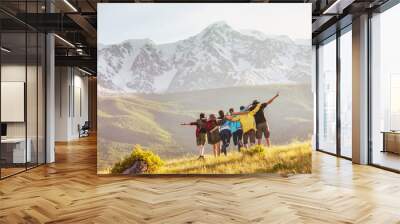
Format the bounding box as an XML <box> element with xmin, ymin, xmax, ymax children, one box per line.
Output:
<box><xmin>98</xmin><ymin>21</ymin><xmax>312</xmax><ymax>94</ymax></box>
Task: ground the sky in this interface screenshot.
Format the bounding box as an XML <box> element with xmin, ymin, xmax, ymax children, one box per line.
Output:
<box><xmin>98</xmin><ymin>3</ymin><xmax>311</xmax><ymax>45</ymax></box>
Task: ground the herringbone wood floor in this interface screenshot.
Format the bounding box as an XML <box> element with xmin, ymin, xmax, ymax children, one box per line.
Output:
<box><xmin>1</xmin><ymin>135</ymin><xmax>400</xmax><ymax>224</ymax></box>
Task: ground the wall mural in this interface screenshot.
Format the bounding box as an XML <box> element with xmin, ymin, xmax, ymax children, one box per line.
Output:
<box><xmin>97</xmin><ymin>3</ymin><xmax>313</xmax><ymax>175</ymax></box>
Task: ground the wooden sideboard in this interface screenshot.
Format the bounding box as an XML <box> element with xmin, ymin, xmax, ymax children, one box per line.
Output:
<box><xmin>382</xmin><ymin>131</ymin><xmax>400</xmax><ymax>154</ymax></box>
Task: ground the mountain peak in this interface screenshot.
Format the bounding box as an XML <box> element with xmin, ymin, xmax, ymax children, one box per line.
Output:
<box><xmin>204</xmin><ymin>21</ymin><xmax>232</xmax><ymax>31</ymax></box>
<box><xmin>198</xmin><ymin>21</ymin><xmax>236</xmax><ymax>40</ymax></box>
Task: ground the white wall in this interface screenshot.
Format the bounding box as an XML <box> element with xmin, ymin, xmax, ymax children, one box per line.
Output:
<box><xmin>1</xmin><ymin>63</ymin><xmax>47</xmax><ymax>163</ymax></box>
<box><xmin>72</xmin><ymin>73</ymin><xmax>89</xmax><ymax>137</ymax></box>
<box><xmin>55</xmin><ymin>66</ymin><xmax>69</xmax><ymax>141</ymax></box>
<box><xmin>1</xmin><ymin>65</ymin><xmax>27</xmax><ymax>139</ymax></box>
<box><xmin>55</xmin><ymin>67</ymin><xmax>89</xmax><ymax>141</ymax></box>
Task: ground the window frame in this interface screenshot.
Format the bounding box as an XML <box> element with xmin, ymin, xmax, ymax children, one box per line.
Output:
<box><xmin>315</xmin><ymin>24</ymin><xmax>353</xmax><ymax>160</ymax></box>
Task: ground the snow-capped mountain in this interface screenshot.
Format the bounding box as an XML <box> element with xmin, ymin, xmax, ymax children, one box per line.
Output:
<box><xmin>98</xmin><ymin>21</ymin><xmax>312</xmax><ymax>94</ymax></box>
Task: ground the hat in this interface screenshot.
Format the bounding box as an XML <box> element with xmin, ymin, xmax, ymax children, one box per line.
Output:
<box><xmin>240</xmin><ymin>106</ymin><xmax>246</xmax><ymax>112</ymax></box>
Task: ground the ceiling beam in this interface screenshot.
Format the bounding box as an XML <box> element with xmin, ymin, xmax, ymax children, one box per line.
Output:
<box><xmin>312</xmin><ymin>15</ymin><xmax>335</xmax><ymax>33</ymax></box>
<box><xmin>67</xmin><ymin>13</ymin><xmax>97</xmax><ymax>46</ymax></box>
<box><xmin>55</xmin><ymin>55</ymin><xmax>96</xmax><ymax>72</ymax></box>
<box><xmin>323</xmin><ymin>0</ymin><xmax>356</xmax><ymax>14</ymax></box>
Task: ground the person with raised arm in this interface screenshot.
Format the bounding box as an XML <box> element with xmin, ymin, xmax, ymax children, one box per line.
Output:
<box><xmin>248</xmin><ymin>92</ymin><xmax>279</xmax><ymax>147</ymax></box>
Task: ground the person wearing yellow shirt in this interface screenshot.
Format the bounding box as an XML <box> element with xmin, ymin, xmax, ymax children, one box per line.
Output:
<box><xmin>226</xmin><ymin>103</ymin><xmax>261</xmax><ymax>148</ymax></box>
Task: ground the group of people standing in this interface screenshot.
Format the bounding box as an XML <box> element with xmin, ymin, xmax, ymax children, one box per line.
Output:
<box><xmin>181</xmin><ymin>93</ymin><xmax>279</xmax><ymax>160</ymax></box>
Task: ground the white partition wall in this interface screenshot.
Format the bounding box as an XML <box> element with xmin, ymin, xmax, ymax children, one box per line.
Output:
<box><xmin>55</xmin><ymin>67</ymin><xmax>89</xmax><ymax>142</ymax></box>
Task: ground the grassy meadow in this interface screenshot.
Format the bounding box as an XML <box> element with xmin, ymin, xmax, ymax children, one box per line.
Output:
<box><xmin>159</xmin><ymin>141</ymin><xmax>311</xmax><ymax>174</ymax></box>
<box><xmin>99</xmin><ymin>141</ymin><xmax>311</xmax><ymax>175</ymax></box>
<box><xmin>97</xmin><ymin>84</ymin><xmax>313</xmax><ymax>172</ymax></box>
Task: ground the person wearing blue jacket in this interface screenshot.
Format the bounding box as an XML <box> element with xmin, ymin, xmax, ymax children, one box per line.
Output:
<box><xmin>229</xmin><ymin>108</ymin><xmax>243</xmax><ymax>151</ymax></box>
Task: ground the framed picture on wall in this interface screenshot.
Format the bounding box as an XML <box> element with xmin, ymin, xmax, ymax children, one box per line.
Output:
<box><xmin>97</xmin><ymin>3</ymin><xmax>313</xmax><ymax>175</ymax></box>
